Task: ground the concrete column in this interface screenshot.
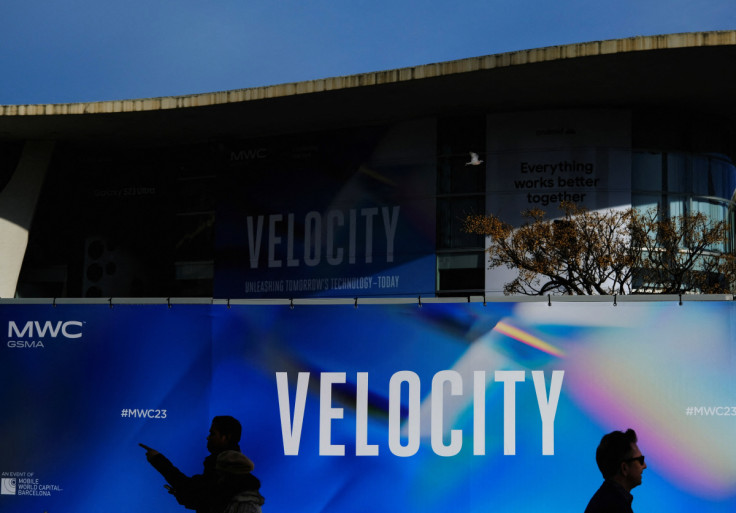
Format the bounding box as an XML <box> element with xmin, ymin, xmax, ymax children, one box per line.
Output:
<box><xmin>0</xmin><ymin>140</ymin><xmax>55</xmax><ymax>298</ymax></box>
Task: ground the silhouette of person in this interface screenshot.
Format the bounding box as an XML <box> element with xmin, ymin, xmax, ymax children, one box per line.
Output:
<box><xmin>584</xmin><ymin>428</ymin><xmax>647</xmax><ymax>513</ymax></box>
<box><xmin>141</xmin><ymin>415</ymin><xmax>264</xmax><ymax>513</ymax></box>
<box><xmin>215</xmin><ymin>450</ymin><xmax>265</xmax><ymax>513</ymax></box>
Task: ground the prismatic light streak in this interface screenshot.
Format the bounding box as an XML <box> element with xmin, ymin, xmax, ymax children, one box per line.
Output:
<box><xmin>492</xmin><ymin>321</ymin><xmax>566</xmax><ymax>358</ymax></box>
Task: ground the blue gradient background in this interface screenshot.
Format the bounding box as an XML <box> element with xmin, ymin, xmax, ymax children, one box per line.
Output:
<box><xmin>1</xmin><ymin>300</ymin><xmax>734</xmax><ymax>512</ymax></box>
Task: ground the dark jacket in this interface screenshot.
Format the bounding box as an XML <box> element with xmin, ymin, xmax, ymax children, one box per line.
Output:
<box><xmin>584</xmin><ymin>480</ymin><xmax>634</xmax><ymax>513</ymax></box>
<box><xmin>149</xmin><ymin>448</ymin><xmax>262</xmax><ymax>513</ymax></box>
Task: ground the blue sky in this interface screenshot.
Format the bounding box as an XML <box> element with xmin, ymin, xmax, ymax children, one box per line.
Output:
<box><xmin>1</xmin><ymin>0</ymin><xmax>735</xmax><ymax>105</ymax></box>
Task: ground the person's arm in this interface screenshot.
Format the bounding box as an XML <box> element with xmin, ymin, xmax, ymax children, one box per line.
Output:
<box><xmin>140</xmin><ymin>443</ymin><xmax>210</xmax><ymax>510</ymax></box>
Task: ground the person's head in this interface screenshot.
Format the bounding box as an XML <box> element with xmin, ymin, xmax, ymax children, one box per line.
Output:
<box><xmin>207</xmin><ymin>416</ymin><xmax>242</xmax><ymax>454</ymax></box>
<box><xmin>595</xmin><ymin>428</ymin><xmax>647</xmax><ymax>491</ymax></box>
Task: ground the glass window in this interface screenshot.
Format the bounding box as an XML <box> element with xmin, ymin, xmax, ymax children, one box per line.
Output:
<box><xmin>436</xmin><ymin>116</ymin><xmax>487</xmax><ymax>295</ymax></box>
<box><xmin>709</xmin><ymin>156</ymin><xmax>736</xmax><ymax>200</ymax></box>
<box><xmin>632</xmin><ymin>193</ymin><xmax>661</xmax><ymax>213</ymax></box>
<box><xmin>667</xmin><ymin>194</ymin><xmax>687</xmax><ymax>217</ymax></box>
<box><xmin>436</xmin><ymin>251</ymin><xmax>485</xmax><ymax>295</ymax></box>
<box><xmin>437</xmin><ymin>196</ymin><xmax>485</xmax><ymax>250</ymax></box>
<box><xmin>438</xmin><ymin>156</ymin><xmax>485</xmax><ymax>194</ymax></box>
<box><xmin>632</xmin><ymin>150</ymin><xmax>736</xmax><ymax>259</ymax></box>
<box><xmin>437</xmin><ymin>116</ymin><xmax>486</xmax><ymax>195</ymax></box>
<box><xmin>691</xmin><ymin>155</ymin><xmax>711</xmax><ymax>196</ymax></box>
<box><xmin>667</xmin><ymin>153</ymin><xmax>688</xmax><ymax>192</ymax></box>
<box><xmin>632</xmin><ymin>151</ymin><xmax>662</xmax><ymax>191</ymax></box>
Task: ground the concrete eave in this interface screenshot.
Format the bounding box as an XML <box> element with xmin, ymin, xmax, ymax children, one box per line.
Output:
<box><xmin>0</xmin><ymin>30</ymin><xmax>735</xmax><ymax>142</ymax></box>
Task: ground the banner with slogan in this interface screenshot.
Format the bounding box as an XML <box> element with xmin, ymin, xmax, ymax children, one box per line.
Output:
<box><xmin>485</xmin><ymin>109</ymin><xmax>632</xmax><ymax>223</ymax></box>
<box><xmin>485</xmin><ymin>110</ymin><xmax>633</xmax><ymax>294</ymax></box>
<box><xmin>1</xmin><ymin>299</ymin><xmax>735</xmax><ymax>512</ymax></box>
<box><xmin>215</xmin><ymin>119</ymin><xmax>437</xmax><ymax>298</ymax></box>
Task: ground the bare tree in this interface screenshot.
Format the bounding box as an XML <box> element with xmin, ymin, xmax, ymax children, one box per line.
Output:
<box><xmin>464</xmin><ymin>202</ymin><xmax>736</xmax><ymax>295</ymax></box>
<box><xmin>631</xmin><ymin>207</ymin><xmax>736</xmax><ymax>294</ymax></box>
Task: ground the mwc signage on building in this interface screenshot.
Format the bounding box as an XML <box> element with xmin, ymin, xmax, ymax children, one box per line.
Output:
<box><xmin>215</xmin><ymin>120</ymin><xmax>437</xmax><ymax>298</ymax></box>
<box><xmin>1</xmin><ymin>299</ymin><xmax>734</xmax><ymax>513</ymax></box>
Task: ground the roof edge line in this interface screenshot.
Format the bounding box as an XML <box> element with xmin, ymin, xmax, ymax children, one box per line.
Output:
<box><xmin>2</xmin><ymin>30</ymin><xmax>735</xmax><ymax>117</ymax></box>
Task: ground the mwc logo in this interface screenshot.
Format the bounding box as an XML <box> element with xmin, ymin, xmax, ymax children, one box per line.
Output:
<box><xmin>6</xmin><ymin>321</ymin><xmax>84</xmax><ymax>348</ymax></box>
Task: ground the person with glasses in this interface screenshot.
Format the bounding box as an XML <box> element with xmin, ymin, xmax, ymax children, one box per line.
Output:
<box><xmin>584</xmin><ymin>428</ymin><xmax>647</xmax><ymax>513</ymax></box>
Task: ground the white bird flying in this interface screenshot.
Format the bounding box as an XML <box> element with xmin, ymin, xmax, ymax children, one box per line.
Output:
<box><xmin>465</xmin><ymin>152</ymin><xmax>483</xmax><ymax>166</ymax></box>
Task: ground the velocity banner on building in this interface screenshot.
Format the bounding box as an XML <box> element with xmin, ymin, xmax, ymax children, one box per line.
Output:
<box><xmin>215</xmin><ymin>119</ymin><xmax>437</xmax><ymax>298</ymax></box>
<box><xmin>1</xmin><ymin>299</ymin><xmax>735</xmax><ymax>512</ymax></box>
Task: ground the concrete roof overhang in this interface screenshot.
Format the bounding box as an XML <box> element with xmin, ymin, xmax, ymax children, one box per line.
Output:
<box><xmin>1</xmin><ymin>31</ymin><xmax>735</xmax><ymax>144</ymax></box>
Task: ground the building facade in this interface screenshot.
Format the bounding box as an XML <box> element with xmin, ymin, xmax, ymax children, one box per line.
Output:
<box><xmin>1</xmin><ymin>31</ymin><xmax>735</xmax><ymax>298</ymax></box>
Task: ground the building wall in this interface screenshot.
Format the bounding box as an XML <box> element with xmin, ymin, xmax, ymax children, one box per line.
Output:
<box><xmin>11</xmin><ymin>107</ymin><xmax>736</xmax><ymax>299</ymax></box>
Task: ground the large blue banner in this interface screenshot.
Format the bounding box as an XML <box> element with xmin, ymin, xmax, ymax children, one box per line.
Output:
<box><xmin>0</xmin><ymin>303</ymin><xmax>212</xmax><ymax>512</ymax></box>
<box><xmin>1</xmin><ymin>299</ymin><xmax>735</xmax><ymax>512</ymax></box>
